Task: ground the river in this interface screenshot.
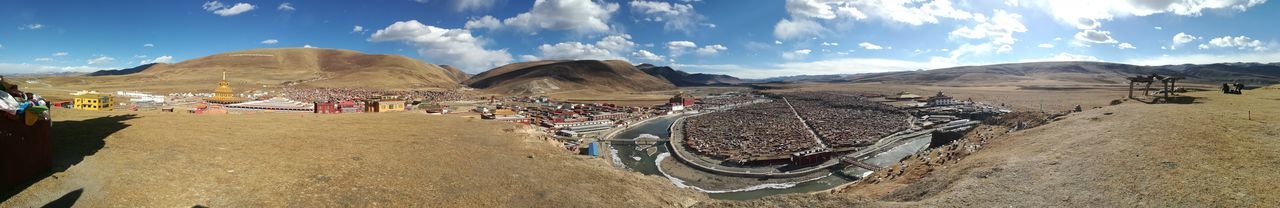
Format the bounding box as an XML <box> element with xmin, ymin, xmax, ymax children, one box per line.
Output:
<box><xmin>608</xmin><ymin>116</ymin><xmax>932</xmax><ymax>200</ymax></box>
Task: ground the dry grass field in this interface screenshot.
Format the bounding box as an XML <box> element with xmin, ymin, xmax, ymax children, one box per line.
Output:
<box><xmin>0</xmin><ymin>110</ymin><xmax>702</xmax><ymax>207</ymax></box>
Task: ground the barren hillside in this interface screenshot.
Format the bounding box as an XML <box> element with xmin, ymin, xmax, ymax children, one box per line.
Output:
<box><xmin>464</xmin><ymin>60</ymin><xmax>677</xmax><ymax>95</ymax></box>
<box><xmin>27</xmin><ymin>48</ymin><xmax>465</xmax><ymax>93</ymax></box>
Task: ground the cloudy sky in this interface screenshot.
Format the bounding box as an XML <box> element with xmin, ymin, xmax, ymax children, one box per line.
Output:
<box><xmin>0</xmin><ymin>0</ymin><xmax>1277</xmax><ymax>78</ymax></box>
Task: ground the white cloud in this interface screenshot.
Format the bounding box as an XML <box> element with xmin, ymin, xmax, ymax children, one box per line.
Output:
<box><xmin>352</xmin><ymin>25</ymin><xmax>365</xmax><ymax>33</ymax></box>
<box><xmin>1038</xmin><ymin>0</ymin><xmax>1264</xmax><ymax>38</ymax></box>
<box><xmin>454</xmin><ymin>0</ymin><xmax>498</xmax><ymax>12</ymax></box>
<box><xmin>1171</xmin><ymin>32</ymin><xmax>1198</xmax><ymax>50</ymax></box>
<box><xmin>133</xmin><ymin>55</ymin><xmax>148</xmax><ymax>58</ymax></box>
<box><xmin>1031</xmin><ymin>52</ymin><xmax>1100</xmax><ymax>62</ymax></box>
<box><xmin>632</xmin><ymin>49</ymin><xmax>664</xmax><ymax>62</ymax></box>
<box><xmin>87</xmin><ymin>56</ymin><xmax>116</xmax><ymax>65</ymax></box>
<box><xmin>677</xmin><ymin>57</ymin><xmax>952</xmax><ymax>79</ymax></box>
<box><xmin>518</xmin><ymin>55</ymin><xmax>541</xmax><ymax>62</ymax></box>
<box><xmin>821</xmin><ymin>42</ymin><xmax>839</xmax><ymax>46</ymax></box>
<box><xmin>20</xmin><ymin>24</ymin><xmax>43</xmax><ymax>30</ymax></box>
<box><xmin>261</xmin><ymin>39</ymin><xmax>279</xmax><ymax>45</ymax></box>
<box><xmin>534</xmin><ymin>34</ymin><xmax>640</xmax><ymax>61</ymax></box>
<box><xmin>996</xmin><ymin>44</ymin><xmax>1013</xmax><ymax>53</ymax></box>
<box><xmin>773</xmin><ymin>18</ymin><xmax>826</xmax><ymax>40</ymax></box>
<box><xmin>537</xmin><ymin>42</ymin><xmax>620</xmax><ymax>61</ymax></box>
<box><xmin>1037</xmin><ymin>43</ymin><xmax>1054</xmax><ymax>48</ymax></box>
<box><xmin>369</xmin><ymin>20</ymin><xmax>513</xmax><ymax>72</ymax></box>
<box><xmin>1205</xmin><ymin>35</ymin><xmax>1267</xmax><ymax>51</ymax></box>
<box><xmin>694</xmin><ymin>44</ymin><xmax>727</xmax><ymax>56</ymax></box>
<box><xmin>858</xmin><ymin>42</ymin><xmax>884</xmax><ymax>50</ymax></box>
<box><xmin>1153</xmin><ymin>26</ymin><xmax>1162</xmax><ymax>30</ymax></box>
<box><xmin>53</xmin><ymin>52</ymin><xmax>68</xmax><ymax>56</ymax></box>
<box><xmin>303</xmin><ymin>44</ymin><xmax>316</xmax><ymax>48</ymax></box>
<box><xmin>1042</xmin><ymin>0</ymin><xmax>1266</xmax><ymax>22</ymax></box>
<box><xmin>278</xmin><ymin>2</ymin><xmax>295</xmax><ymax>11</ymax></box>
<box><xmin>782</xmin><ymin>49</ymin><xmax>812</xmax><ymax>60</ymax></box>
<box><xmin>464</xmin><ymin>16</ymin><xmax>502</xmax><ymax>30</ymax></box>
<box><xmin>33</xmin><ymin>58</ymin><xmax>52</xmax><ymax>62</ymax></box>
<box><xmin>786</xmin><ymin>0</ymin><xmax>839</xmax><ymax>19</ymax></box>
<box><xmin>821</xmin><ymin>0</ymin><xmax>972</xmax><ymax>25</ymax></box>
<box><xmin>203</xmin><ymin>1</ymin><xmax>256</xmax><ymax>16</ymax></box>
<box><xmin>1117</xmin><ymin>42</ymin><xmax>1136</xmax><ymax>49</ymax></box>
<box><xmin>1123</xmin><ymin>51</ymin><xmax>1280</xmax><ymax>66</ymax></box>
<box><xmin>773</xmin><ymin>0</ymin><xmax>977</xmax><ymax>40</ymax></box>
<box><xmin>0</xmin><ymin>63</ymin><xmax>113</xmax><ymax>74</ymax></box>
<box><xmin>141</xmin><ymin>56</ymin><xmax>175</xmax><ymax>64</ymax></box>
<box><xmin>1198</xmin><ymin>44</ymin><xmax>1209</xmax><ymax>49</ymax></box>
<box><xmin>1074</xmin><ymin>29</ymin><xmax>1118</xmax><ymax>44</ymax></box>
<box><xmin>929</xmin><ymin>43</ymin><xmax>996</xmax><ymax>64</ymax></box>
<box><xmin>667</xmin><ymin>40</ymin><xmax>698</xmax><ymax>56</ymax></box>
<box><xmin>502</xmin><ymin>0</ymin><xmax>619</xmax><ymax>34</ymax></box>
<box><xmin>630</xmin><ymin>0</ymin><xmax>708</xmax><ymax>33</ymax></box>
<box><xmin>952</xmin><ymin>9</ymin><xmax>1029</xmax><ymax>45</ymax></box>
<box><xmin>143</xmin><ymin>43</ymin><xmax>155</xmax><ymax>47</ymax></box>
<box><xmin>774</xmin><ymin>40</ymin><xmax>783</xmax><ymax>45</ymax></box>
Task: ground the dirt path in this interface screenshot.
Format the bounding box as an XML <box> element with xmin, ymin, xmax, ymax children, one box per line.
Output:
<box><xmin>781</xmin><ymin>97</ymin><xmax>827</xmax><ymax>149</ymax></box>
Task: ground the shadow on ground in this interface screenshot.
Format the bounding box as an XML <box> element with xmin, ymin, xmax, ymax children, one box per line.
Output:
<box><xmin>1134</xmin><ymin>96</ymin><xmax>1201</xmax><ymax>104</ymax></box>
<box><xmin>41</xmin><ymin>188</ymin><xmax>82</xmax><ymax>208</ymax></box>
<box><xmin>1</xmin><ymin>114</ymin><xmax>136</xmax><ymax>203</ymax></box>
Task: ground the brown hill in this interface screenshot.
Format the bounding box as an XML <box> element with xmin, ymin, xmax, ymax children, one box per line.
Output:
<box><xmin>438</xmin><ymin>65</ymin><xmax>470</xmax><ymax>83</ymax></box>
<box><xmin>464</xmin><ymin>60</ymin><xmax>677</xmax><ymax>95</ymax></box>
<box><xmin>33</xmin><ymin>48</ymin><xmax>463</xmax><ymax>93</ymax></box>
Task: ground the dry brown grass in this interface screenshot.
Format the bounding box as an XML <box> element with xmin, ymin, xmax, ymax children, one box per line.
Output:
<box><xmin>12</xmin><ymin>48</ymin><xmax>465</xmax><ymax>96</ymax></box>
<box><xmin>464</xmin><ymin>60</ymin><xmax>676</xmax><ymax>95</ymax></box>
<box><xmin>1</xmin><ymin>110</ymin><xmax>703</xmax><ymax>207</ymax></box>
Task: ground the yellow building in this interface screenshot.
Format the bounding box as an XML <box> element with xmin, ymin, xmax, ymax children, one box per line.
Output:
<box><xmin>379</xmin><ymin>100</ymin><xmax>406</xmax><ymax>112</ymax></box>
<box><xmin>74</xmin><ymin>93</ymin><xmax>114</xmax><ymax>111</ymax></box>
<box><xmin>208</xmin><ymin>71</ymin><xmax>245</xmax><ymax>104</ymax></box>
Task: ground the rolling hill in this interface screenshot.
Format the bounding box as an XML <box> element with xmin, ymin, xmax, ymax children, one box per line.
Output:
<box><xmin>463</xmin><ymin>60</ymin><xmax>677</xmax><ymax>95</ymax></box>
<box><xmin>38</xmin><ymin>48</ymin><xmax>466</xmax><ymax>93</ymax></box>
<box><xmin>757</xmin><ymin>61</ymin><xmax>1280</xmax><ymax>86</ymax></box>
<box><xmin>635</xmin><ymin>64</ymin><xmax>744</xmax><ymax>86</ymax></box>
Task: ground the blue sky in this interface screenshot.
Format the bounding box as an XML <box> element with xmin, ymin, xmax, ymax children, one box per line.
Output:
<box><xmin>1</xmin><ymin>0</ymin><xmax>1278</xmax><ymax>78</ymax></box>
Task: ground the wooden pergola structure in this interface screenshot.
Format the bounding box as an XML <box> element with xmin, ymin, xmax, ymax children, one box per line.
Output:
<box><xmin>1127</xmin><ymin>74</ymin><xmax>1185</xmax><ymax>101</ymax></box>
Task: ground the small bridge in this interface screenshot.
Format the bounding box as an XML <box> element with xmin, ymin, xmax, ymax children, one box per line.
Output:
<box><xmin>839</xmin><ymin>157</ymin><xmax>883</xmax><ymax>171</ymax></box>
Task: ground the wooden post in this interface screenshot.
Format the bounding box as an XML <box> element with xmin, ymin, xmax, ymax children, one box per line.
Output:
<box><xmin>1144</xmin><ymin>81</ymin><xmax>1152</xmax><ymax>96</ymax></box>
<box><xmin>1164</xmin><ymin>81</ymin><xmax>1171</xmax><ymax>98</ymax></box>
<box><xmin>1128</xmin><ymin>81</ymin><xmax>1135</xmax><ymax>99</ymax></box>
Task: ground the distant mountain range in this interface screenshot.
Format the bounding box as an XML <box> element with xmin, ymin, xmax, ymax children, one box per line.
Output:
<box><xmin>750</xmin><ymin>61</ymin><xmax>1280</xmax><ymax>86</ymax></box>
<box><xmin>635</xmin><ymin>63</ymin><xmax>744</xmax><ymax>86</ymax></box>
<box><xmin>87</xmin><ymin>63</ymin><xmax>160</xmax><ymax>76</ymax></box>
<box><xmin>69</xmin><ymin>48</ymin><xmax>1280</xmax><ymax>95</ymax></box>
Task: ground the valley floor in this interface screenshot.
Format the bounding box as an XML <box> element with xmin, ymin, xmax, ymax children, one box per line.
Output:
<box><xmin>701</xmin><ymin>86</ymin><xmax>1280</xmax><ymax>207</ymax></box>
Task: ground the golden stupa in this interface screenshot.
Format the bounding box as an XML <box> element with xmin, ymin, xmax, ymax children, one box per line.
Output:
<box><xmin>207</xmin><ymin>71</ymin><xmax>245</xmax><ymax>104</ymax></box>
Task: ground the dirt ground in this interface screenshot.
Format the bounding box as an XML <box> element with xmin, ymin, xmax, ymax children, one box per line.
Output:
<box><xmin>701</xmin><ymin>86</ymin><xmax>1280</xmax><ymax>207</ymax></box>
<box><xmin>1</xmin><ymin>110</ymin><xmax>704</xmax><ymax>207</ymax></box>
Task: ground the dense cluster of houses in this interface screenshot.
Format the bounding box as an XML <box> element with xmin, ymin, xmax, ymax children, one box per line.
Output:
<box><xmin>476</xmin><ymin>94</ymin><xmax>701</xmax><ymax>139</ymax></box>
